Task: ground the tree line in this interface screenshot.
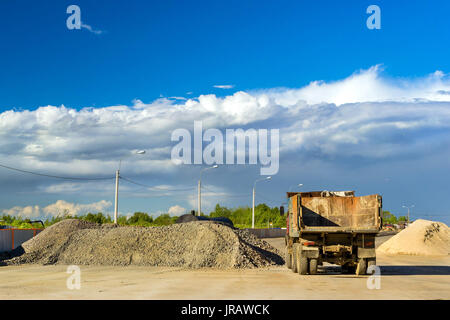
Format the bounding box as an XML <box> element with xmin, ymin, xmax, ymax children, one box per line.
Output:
<box><xmin>0</xmin><ymin>203</ymin><xmax>286</xmax><ymax>229</ymax></box>
<box><xmin>1</xmin><ymin>207</ymin><xmax>409</xmax><ymax>230</ymax></box>
<box><xmin>382</xmin><ymin>211</ymin><xmax>408</xmax><ymax>224</ymax></box>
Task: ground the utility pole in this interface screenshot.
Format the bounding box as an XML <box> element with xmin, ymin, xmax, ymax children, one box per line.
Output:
<box><xmin>114</xmin><ymin>170</ymin><xmax>119</xmax><ymax>224</ymax></box>
<box><xmin>407</xmin><ymin>208</ymin><xmax>410</xmax><ymax>225</ymax></box>
<box><xmin>402</xmin><ymin>204</ymin><xmax>415</xmax><ymax>226</ymax></box>
<box><xmin>252</xmin><ymin>176</ymin><xmax>271</xmax><ymax>229</ymax></box>
<box><xmin>198</xmin><ymin>179</ymin><xmax>201</xmax><ymax>217</ymax></box>
<box><xmin>114</xmin><ymin>150</ymin><xmax>145</xmax><ymax>224</ymax></box>
<box><xmin>252</xmin><ymin>186</ymin><xmax>255</xmax><ymax>228</ymax></box>
<box><xmin>198</xmin><ymin>165</ymin><xmax>219</xmax><ymax>216</ymax></box>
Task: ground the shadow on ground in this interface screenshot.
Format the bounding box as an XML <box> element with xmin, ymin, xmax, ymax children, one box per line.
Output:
<box><xmin>319</xmin><ymin>264</ymin><xmax>450</xmax><ymax>276</ymax></box>
<box><xmin>379</xmin><ymin>265</ymin><xmax>450</xmax><ymax>276</ymax></box>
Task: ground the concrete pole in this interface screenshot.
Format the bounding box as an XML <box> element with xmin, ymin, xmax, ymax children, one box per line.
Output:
<box><xmin>252</xmin><ymin>176</ymin><xmax>271</xmax><ymax>229</ymax></box>
<box><xmin>197</xmin><ymin>165</ymin><xmax>218</xmax><ymax>217</ymax></box>
<box><xmin>114</xmin><ymin>170</ymin><xmax>119</xmax><ymax>224</ymax></box>
<box><xmin>198</xmin><ymin>179</ymin><xmax>201</xmax><ymax>216</ymax></box>
<box><xmin>252</xmin><ymin>186</ymin><xmax>255</xmax><ymax>229</ymax></box>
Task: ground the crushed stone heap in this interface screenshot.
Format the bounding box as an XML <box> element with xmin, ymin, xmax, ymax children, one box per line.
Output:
<box><xmin>5</xmin><ymin>219</ymin><xmax>284</xmax><ymax>268</ymax></box>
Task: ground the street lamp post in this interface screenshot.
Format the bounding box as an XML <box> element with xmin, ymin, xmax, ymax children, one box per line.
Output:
<box><xmin>198</xmin><ymin>165</ymin><xmax>219</xmax><ymax>216</ymax></box>
<box><xmin>114</xmin><ymin>150</ymin><xmax>146</xmax><ymax>224</ymax></box>
<box><xmin>252</xmin><ymin>176</ymin><xmax>272</xmax><ymax>229</ymax></box>
<box><xmin>402</xmin><ymin>204</ymin><xmax>415</xmax><ymax>225</ymax></box>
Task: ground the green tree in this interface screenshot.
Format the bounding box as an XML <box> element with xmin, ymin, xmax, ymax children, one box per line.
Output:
<box><xmin>382</xmin><ymin>211</ymin><xmax>398</xmax><ymax>224</ymax></box>
<box><xmin>208</xmin><ymin>203</ymin><xmax>286</xmax><ymax>229</ymax></box>
<box><xmin>127</xmin><ymin>212</ymin><xmax>153</xmax><ymax>226</ymax></box>
<box><xmin>82</xmin><ymin>212</ymin><xmax>111</xmax><ymax>224</ymax></box>
<box><xmin>153</xmin><ymin>214</ymin><xmax>175</xmax><ymax>226</ymax></box>
<box><xmin>210</xmin><ymin>204</ymin><xmax>232</xmax><ymax>219</ymax></box>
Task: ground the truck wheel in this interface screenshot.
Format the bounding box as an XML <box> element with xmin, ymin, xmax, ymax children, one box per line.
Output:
<box><xmin>309</xmin><ymin>258</ymin><xmax>318</xmax><ymax>275</ymax></box>
<box><xmin>297</xmin><ymin>249</ymin><xmax>308</xmax><ymax>275</ymax></box>
<box><xmin>285</xmin><ymin>246</ymin><xmax>292</xmax><ymax>269</ymax></box>
<box><xmin>291</xmin><ymin>244</ymin><xmax>299</xmax><ymax>273</ymax></box>
<box><xmin>355</xmin><ymin>258</ymin><xmax>367</xmax><ymax>276</ymax></box>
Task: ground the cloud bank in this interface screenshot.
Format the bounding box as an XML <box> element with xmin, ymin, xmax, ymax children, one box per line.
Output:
<box><xmin>2</xmin><ymin>200</ymin><xmax>112</xmax><ymax>219</ymax></box>
<box><xmin>1</xmin><ymin>66</ymin><xmax>449</xmax><ymax>168</ymax></box>
<box><xmin>1</xmin><ymin>66</ymin><xmax>450</xmax><ymax>214</ymax></box>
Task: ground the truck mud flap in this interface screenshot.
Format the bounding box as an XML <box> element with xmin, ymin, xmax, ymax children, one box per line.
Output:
<box><xmin>357</xmin><ymin>247</ymin><xmax>376</xmax><ymax>258</ymax></box>
<box><xmin>301</xmin><ymin>247</ymin><xmax>319</xmax><ymax>259</ymax></box>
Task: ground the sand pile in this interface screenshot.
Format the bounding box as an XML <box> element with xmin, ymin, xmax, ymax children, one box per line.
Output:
<box><xmin>377</xmin><ymin>219</ymin><xmax>449</xmax><ymax>256</ymax></box>
<box><xmin>5</xmin><ymin>219</ymin><xmax>283</xmax><ymax>268</ymax></box>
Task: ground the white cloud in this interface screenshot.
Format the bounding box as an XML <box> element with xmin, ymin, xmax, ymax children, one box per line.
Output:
<box><xmin>0</xmin><ymin>66</ymin><xmax>450</xmax><ymax>197</ymax></box>
<box><xmin>263</xmin><ymin>65</ymin><xmax>450</xmax><ymax>106</ymax></box>
<box><xmin>213</xmin><ymin>85</ymin><xmax>235</xmax><ymax>89</ymax></box>
<box><xmin>1</xmin><ymin>200</ymin><xmax>112</xmax><ymax>219</ymax></box>
<box><xmin>43</xmin><ymin>200</ymin><xmax>112</xmax><ymax>217</ymax></box>
<box><xmin>81</xmin><ymin>22</ymin><xmax>104</xmax><ymax>35</ymax></box>
<box><xmin>168</xmin><ymin>205</ymin><xmax>186</xmax><ymax>216</ymax></box>
<box><xmin>2</xmin><ymin>205</ymin><xmax>41</xmax><ymax>219</ymax></box>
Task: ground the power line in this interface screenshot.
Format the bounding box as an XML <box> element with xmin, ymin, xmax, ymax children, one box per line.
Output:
<box><xmin>0</xmin><ymin>163</ymin><xmax>115</xmax><ymax>181</ymax></box>
<box><xmin>409</xmin><ymin>213</ymin><xmax>450</xmax><ymax>217</ymax></box>
<box><xmin>201</xmin><ymin>185</ymin><xmax>252</xmax><ymax>198</ymax></box>
<box><xmin>118</xmin><ymin>191</ymin><xmax>193</xmax><ymax>199</ymax></box>
<box><xmin>119</xmin><ymin>175</ymin><xmax>196</xmax><ymax>192</ymax></box>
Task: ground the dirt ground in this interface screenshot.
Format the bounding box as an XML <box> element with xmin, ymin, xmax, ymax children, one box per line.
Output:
<box><xmin>0</xmin><ymin>236</ymin><xmax>448</xmax><ymax>300</ymax></box>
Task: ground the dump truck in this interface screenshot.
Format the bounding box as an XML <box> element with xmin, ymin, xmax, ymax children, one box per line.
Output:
<box><xmin>284</xmin><ymin>190</ymin><xmax>382</xmax><ymax>275</ymax></box>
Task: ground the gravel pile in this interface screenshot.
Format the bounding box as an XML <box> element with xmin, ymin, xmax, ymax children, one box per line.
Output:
<box><xmin>377</xmin><ymin>219</ymin><xmax>449</xmax><ymax>256</ymax></box>
<box><xmin>5</xmin><ymin>219</ymin><xmax>283</xmax><ymax>268</ymax></box>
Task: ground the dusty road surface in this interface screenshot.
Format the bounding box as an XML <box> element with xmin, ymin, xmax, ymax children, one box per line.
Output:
<box><xmin>0</xmin><ymin>237</ymin><xmax>448</xmax><ymax>300</ymax></box>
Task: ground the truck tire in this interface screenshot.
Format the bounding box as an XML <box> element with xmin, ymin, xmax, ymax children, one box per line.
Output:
<box><xmin>355</xmin><ymin>258</ymin><xmax>367</xmax><ymax>276</ymax></box>
<box><xmin>285</xmin><ymin>246</ymin><xmax>292</xmax><ymax>269</ymax></box>
<box><xmin>297</xmin><ymin>249</ymin><xmax>308</xmax><ymax>275</ymax></box>
<box><xmin>309</xmin><ymin>258</ymin><xmax>318</xmax><ymax>275</ymax></box>
<box><xmin>292</xmin><ymin>244</ymin><xmax>299</xmax><ymax>273</ymax></box>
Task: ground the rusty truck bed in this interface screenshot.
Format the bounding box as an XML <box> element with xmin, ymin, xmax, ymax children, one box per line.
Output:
<box><xmin>289</xmin><ymin>192</ymin><xmax>382</xmax><ymax>234</ymax></box>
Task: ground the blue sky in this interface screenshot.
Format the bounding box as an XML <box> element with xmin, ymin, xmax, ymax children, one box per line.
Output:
<box><xmin>1</xmin><ymin>0</ymin><xmax>449</xmax><ymax>110</ymax></box>
<box><xmin>0</xmin><ymin>1</ymin><xmax>450</xmax><ymax>224</ymax></box>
